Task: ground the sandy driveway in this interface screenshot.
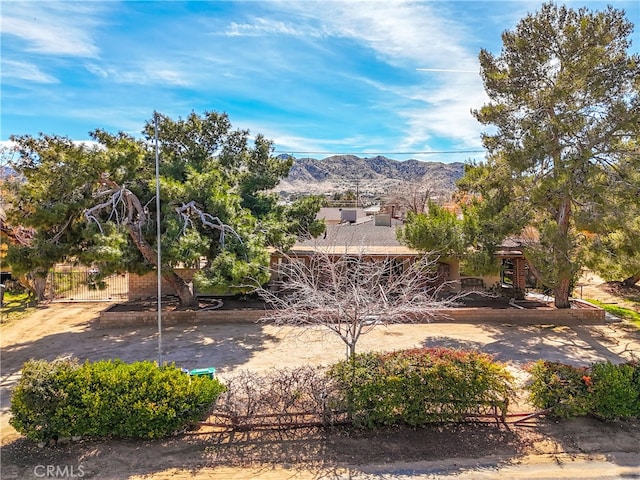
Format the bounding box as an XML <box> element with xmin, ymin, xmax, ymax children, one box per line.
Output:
<box><xmin>1</xmin><ymin>302</ymin><xmax>640</xmax><ymax>479</ymax></box>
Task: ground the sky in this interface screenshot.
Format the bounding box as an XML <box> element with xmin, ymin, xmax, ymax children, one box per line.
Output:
<box><xmin>1</xmin><ymin>1</ymin><xmax>638</xmax><ymax>163</ymax></box>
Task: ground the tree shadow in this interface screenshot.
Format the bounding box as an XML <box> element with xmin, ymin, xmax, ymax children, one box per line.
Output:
<box><xmin>421</xmin><ymin>323</ymin><xmax>639</xmax><ymax>367</ymax></box>
<box><xmin>534</xmin><ymin>416</ymin><xmax>640</xmax><ymax>470</ymax></box>
<box><xmin>3</xmin><ymin>314</ymin><xmax>639</xmax><ymax>477</ymax></box>
<box><xmin>600</xmin><ymin>281</ymin><xmax>640</xmax><ymax>305</ymax></box>
<box><xmin>420</xmin><ymin>322</ymin><xmax>640</xmax><ymax>475</ymax></box>
<box><xmin>202</xmin><ymin>424</ymin><xmax>527</xmax><ymax>477</ymax></box>
<box><xmin>0</xmin><ymin>423</ymin><xmax>528</xmax><ymax>480</ymax></box>
<box><xmin>0</xmin><ymin>301</ymin><xmax>43</xmax><ymax>325</ymax></box>
<box><xmin>0</xmin><ymin>321</ymin><xmax>278</xmax><ymax>417</ymax></box>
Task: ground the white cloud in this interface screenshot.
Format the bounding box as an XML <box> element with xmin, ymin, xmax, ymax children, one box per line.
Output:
<box><xmin>84</xmin><ymin>64</ymin><xmax>109</xmax><ymax>79</ymax></box>
<box><xmin>250</xmin><ymin>123</ymin><xmax>379</xmax><ymax>156</ymax></box>
<box><xmin>250</xmin><ymin>128</ymin><xmax>331</xmax><ymax>155</ymax></box>
<box><xmin>416</xmin><ymin>68</ymin><xmax>477</xmax><ymax>73</ymax></box>
<box><xmin>119</xmin><ymin>63</ymin><xmax>192</xmax><ymax>87</ymax></box>
<box><xmin>298</xmin><ymin>2</ymin><xmax>477</xmax><ymax>70</ymax></box>
<box><xmin>272</xmin><ymin>2</ymin><xmax>485</xmax><ymax>149</ymax></box>
<box><xmin>223</xmin><ymin>18</ymin><xmax>331</xmax><ymax>38</ymax></box>
<box><xmin>0</xmin><ymin>2</ymin><xmax>104</xmax><ymax>57</ymax></box>
<box><xmin>396</xmin><ymin>74</ymin><xmax>490</xmax><ymax>149</ymax></box>
<box><xmin>1</xmin><ymin>60</ymin><xmax>58</xmax><ymax>84</ymax></box>
<box><xmin>2</xmin><ymin>0</ymin><xmax>562</xmax><ymax>159</ymax></box>
<box><xmin>84</xmin><ymin>61</ymin><xmax>191</xmax><ymax>87</ymax></box>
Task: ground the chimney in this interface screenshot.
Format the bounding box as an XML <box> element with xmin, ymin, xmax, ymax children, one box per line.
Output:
<box><xmin>374</xmin><ymin>214</ymin><xmax>392</xmax><ymax>227</ymax></box>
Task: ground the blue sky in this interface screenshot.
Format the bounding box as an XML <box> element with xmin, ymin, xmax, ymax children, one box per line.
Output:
<box><xmin>1</xmin><ymin>1</ymin><xmax>638</xmax><ymax>163</ymax></box>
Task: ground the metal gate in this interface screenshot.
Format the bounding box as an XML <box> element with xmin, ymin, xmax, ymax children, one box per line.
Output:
<box><xmin>48</xmin><ymin>267</ymin><xmax>128</xmax><ymax>302</ymax></box>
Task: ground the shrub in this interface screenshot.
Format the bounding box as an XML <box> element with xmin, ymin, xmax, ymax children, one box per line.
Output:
<box><xmin>10</xmin><ymin>358</ymin><xmax>225</xmax><ymax>442</ymax></box>
<box><xmin>589</xmin><ymin>361</ymin><xmax>640</xmax><ymax>420</ymax></box>
<box><xmin>328</xmin><ymin>348</ymin><xmax>514</xmax><ymax>428</ymax></box>
<box><xmin>526</xmin><ymin>360</ymin><xmax>640</xmax><ymax>420</ymax></box>
<box><xmin>8</xmin><ymin>358</ymin><xmax>79</xmax><ymax>442</ymax></box>
<box><xmin>526</xmin><ymin>361</ymin><xmax>591</xmax><ymax>418</ymax></box>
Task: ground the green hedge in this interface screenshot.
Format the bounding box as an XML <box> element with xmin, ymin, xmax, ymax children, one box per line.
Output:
<box><xmin>328</xmin><ymin>348</ymin><xmax>514</xmax><ymax>428</ymax></box>
<box><xmin>527</xmin><ymin>360</ymin><xmax>640</xmax><ymax>420</ymax></box>
<box><xmin>10</xmin><ymin>358</ymin><xmax>225</xmax><ymax>442</ymax></box>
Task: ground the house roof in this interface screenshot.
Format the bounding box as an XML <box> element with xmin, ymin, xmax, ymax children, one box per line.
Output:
<box><xmin>283</xmin><ymin>218</ymin><xmax>532</xmax><ymax>259</ymax></box>
<box><xmin>290</xmin><ymin>217</ymin><xmax>418</xmax><ymax>256</ymax></box>
<box><xmin>317</xmin><ymin>207</ymin><xmax>367</xmax><ymax>222</ymax></box>
<box><xmin>495</xmin><ymin>234</ymin><xmax>535</xmax><ymax>258</ymax></box>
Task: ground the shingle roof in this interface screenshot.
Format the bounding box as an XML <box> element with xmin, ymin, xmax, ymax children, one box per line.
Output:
<box><xmin>292</xmin><ymin>217</ymin><xmax>418</xmax><ymax>256</ymax></box>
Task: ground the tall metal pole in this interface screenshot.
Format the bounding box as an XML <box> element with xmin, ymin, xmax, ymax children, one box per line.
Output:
<box><xmin>154</xmin><ymin>112</ymin><xmax>163</xmax><ymax>365</ymax></box>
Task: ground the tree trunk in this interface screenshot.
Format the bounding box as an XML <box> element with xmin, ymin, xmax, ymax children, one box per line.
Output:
<box><xmin>553</xmin><ymin>278</ymin><xmax>572</xmax><ymax>309</ymax></box>
<box><xmin>622</xmin><ymin>273</ymin><xmax>640</xmax><ymax>287</ymax></box>
<box><xmin>19</xmin><ymin>273</ymin><xmax>48</xmax><ymax>303</ymax></box>
<box><xmin>525</xmin><ymin>260</ymin><xmax>544</xmax><ymax>287</ymax></box>
<box><xmin>163</xmin><ymin>271</ymin><xmax>198</xmax><ymax>308</ymax></box>
<box><xmin>125</xmin><ymin>224</ymin><xmax>198</xmax><ymax>308</ymax></box>
<box><xmin>346</xmin><ymin>342</ymin><xmax>356</xmax><ymax>360</ymax></box>
<box><xmin>553</xmin><ymin>196</ymin><xmax>573</xmax><ymax>309</ymax></box>
<box><xmin>33</xmin><ymin>275</ymin><xmax>47</xmax><ymax>302</ymax></box>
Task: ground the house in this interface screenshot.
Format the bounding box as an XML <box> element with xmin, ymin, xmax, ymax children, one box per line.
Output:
<box><xmin>269</xmin><ymin>208</ymin><xmax>480</xmax><ymax>292</ymax></box>
<box><xmin>269</xmin><ymin>207</ymin><xmax>539</xmax><ymax>295</ymax></box>
<box><xmin>128</xmin><ymin>207</ymin><xmax>531</xmax><ymax>299</ymax></box>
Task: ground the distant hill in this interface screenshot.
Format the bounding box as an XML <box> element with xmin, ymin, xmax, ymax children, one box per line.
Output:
<box><xmin>277</xmin><ymin>155</ymin><xmax>465</xmax><ymax>198</ymax></box>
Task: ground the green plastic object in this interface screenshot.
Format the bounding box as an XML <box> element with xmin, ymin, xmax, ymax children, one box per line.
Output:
<box><xmin>188</xmin><ymin>367</ymin><xmax>216</xmax><ymax>379</ymax></box>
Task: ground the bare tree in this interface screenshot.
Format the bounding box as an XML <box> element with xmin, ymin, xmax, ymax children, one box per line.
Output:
<box><xmin>386</xmin><ymin>180</ymin><xmax>452</xmax><ymax>217</ymax></box>
<box><xmin>257</xmin><ymin>249</ymin><xmax>460</xmax><ymax>360</ymax></box>
<box><xmin>212</xmin><ymin>366</ymin><xmax>341</xmax><ymax>430</ymax></box>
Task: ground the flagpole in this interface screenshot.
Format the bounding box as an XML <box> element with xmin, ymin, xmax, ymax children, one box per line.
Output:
<box><xmin>154</xmin><ymin>112</ymin><xmax>163</xmax><ymax>365</ymax></box>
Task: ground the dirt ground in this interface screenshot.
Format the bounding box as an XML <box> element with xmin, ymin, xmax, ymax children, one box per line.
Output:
<box><xmin>1</xmin><ymin>280</ymin><xmax>640</xmax><ymax>479</ymax></box>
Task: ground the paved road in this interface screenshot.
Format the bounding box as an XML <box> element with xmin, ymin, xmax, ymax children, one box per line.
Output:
<box><xmin>351</xmin><ymin>454</ymin><xmax>640</xmax><ymax>480</ymax></box>
<box><xmin>4</xmin><ymin>451</ymin><xmax>640</xmax><ymax>479</ymax></box>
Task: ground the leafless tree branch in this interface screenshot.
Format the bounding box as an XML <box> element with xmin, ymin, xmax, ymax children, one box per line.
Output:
<box><xmin>83</xmin><ymin>174</ymin><xmax>248</xmax><ymax>306</ymax></box>
<box><xmin>174</xmin><ymin>201</ymin><xmax>244</xmax><ymax>249</ymax></box>
<box><xmin>85</xmin><ymin>175</ymin><xmax>147</xmax><ymax>233</ymax></box>
<box><xmin>257</xmin><ymin>248</ymin><xmax>462</xmax><ymax>359</ymax></box>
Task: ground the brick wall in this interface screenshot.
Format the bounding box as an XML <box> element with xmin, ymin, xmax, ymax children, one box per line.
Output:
<box><xmin>129</xmin><ymin>269</ymin><xmax>197</xmax><ymax>299</ymax></box>
<box><xmin>99</xmin><ymin>307</ymin><xmax>266</xmax><ymax>327</ymax></box>
<box><xmin>99</xmin><ymin>304</ymin><xmax>604</xmax><ymax>328</ymax></box>
<box><xmin>428</xmin><ymin>307</ymin><xmax>604</xmax><ymax>325</ymax></box>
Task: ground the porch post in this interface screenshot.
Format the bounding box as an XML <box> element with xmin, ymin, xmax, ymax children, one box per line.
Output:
<box><xmin>513</xmin><ymin>257</ymin><xmax>527</xmax><ymax>291</ymax></box>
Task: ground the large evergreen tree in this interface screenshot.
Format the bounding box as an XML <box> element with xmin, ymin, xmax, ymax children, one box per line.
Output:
<box><xmin>4</xmin><ymin>136</ymin><xmax>108</xmax><ymax>301</ymax></box>
<box><xmin>463</xmin><ymin>2</ymin><xmax>640</xmax><ymax>308</ymax></box>
<box><xmin>6</xmin><ymin>111</ymin><xmax>323</xmax><ymax>305</ymax></box>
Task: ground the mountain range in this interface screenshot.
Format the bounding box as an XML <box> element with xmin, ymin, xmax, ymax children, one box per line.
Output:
<box><xmin>277</xmin><ymin>155</ymin><xmax>466</xmax><ymax>198</ymax></box>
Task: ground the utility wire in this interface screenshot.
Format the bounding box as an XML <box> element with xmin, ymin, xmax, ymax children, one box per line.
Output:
<box><xmin>273</xmin><ymin>150</ymin><xmax>485</xmax><ymax>155</ymax></box>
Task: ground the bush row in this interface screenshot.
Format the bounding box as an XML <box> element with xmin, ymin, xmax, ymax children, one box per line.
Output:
<box><xmin>329</xmin><ymin>348</ymin><xmax>514</xmax><ymax>427</ymax></box>
<box><xmin>527</xmin><ymin>360</ymin><xmax>640</xmax><ymax>420</ymax></box>
<box><xmin>13</xmin><ymin>353</ymin><xmax>638</xmax><ymax>443</ymax></box>
<box><xmin>10</xmin><ymin>358</ymin><xmax>225</xmax><ymax>442</ymax></box>
<box><xmin>11</xmin><ymin>349</ymin><xmax>514</xmax><ymax>440</ymax></box>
